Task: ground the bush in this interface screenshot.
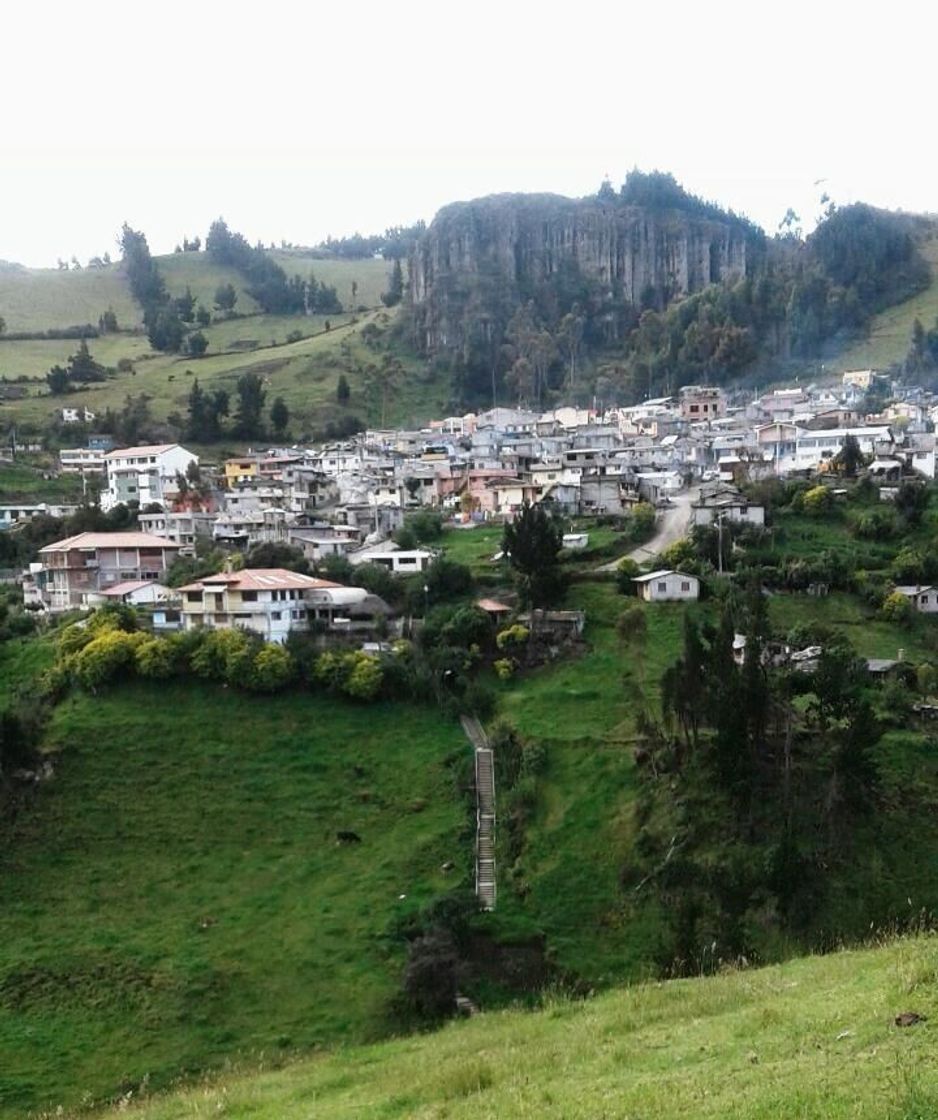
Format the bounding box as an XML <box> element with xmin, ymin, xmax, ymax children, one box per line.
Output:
<box><xmin>616</xmin><ymin>604</ymin><xmax>648</xmax><ymax>645</ymax></box>
<box><xmin>440</xmin><ymin>606</ymin><xmax>493</xmax><ymax>650</ymax></box>
<box><xmin>853</xmin><ymin>507</ymin><xmax>898</xmax><ymax>541</ymax></box>
<box><xmin>626</xmin><ymin>502</ymin><xmax>657</xmax><ymax>542</ymax></box>
<box><xmin>802</xmin><ymin>485</ymin><xmax>833</xmax><ymax>517</ymax></box>
<box><xmin>344</xmin><ymin>652</ymin><xmax>384</xmax><ymax>700</ymax></box>
<box><xmin>249</xmin><ymin>644</ymin><xmax>296</xmax><ymax>692</ymax></box>
<box><xmin>496</xmin><ymin>624</ymin><xmax>529</xmax><ymax>650</ymax></box>
<box><xmin>616</xmin><ymin>557</ymin><xmax>640</xmax><ymax>593</ymax></box>
<box><xmin>891</xmin><ymin>547</ymin><xmax>927</xmax><ymax>585</ymax></box>
<box><xmin>881</xmin><ymin>590</ymin><xmax>913</xmax><ymax>623</ymax></box>
<box><xmin>135</xmin><ymin>636</ymin><xmax>177</xmax><ymax>679</ymax></box>
<box><xmin>493</xmin><ymin>657</ymin><xmax>514</xmax><ymax>680</ymax></box>
<box><xmin>190</xmin><ymin>628</ymin><xmax>254</xmax><ymax>683</ymax></box>
<box><xmin>71</xmin><ymin>629</ymin><xmax>143</xmax><ymax>690</ymax></box>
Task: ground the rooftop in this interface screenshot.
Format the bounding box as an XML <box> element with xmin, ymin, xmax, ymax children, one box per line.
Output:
<box><xmin>179</xmin><ymin>568</ymin><xmax>342</xmax><ymax>593</ymax></box>
<box><xmin>39</xmin><ymin>532</ymin><xmax>182</xmax><ymax>553</ymax></box>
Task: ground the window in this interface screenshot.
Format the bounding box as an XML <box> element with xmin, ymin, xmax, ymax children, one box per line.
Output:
<box><xmin>271</xmin><ymin>611</ymin><xmax>282</xmax><ymax>620</ymax></box>
<box><xmin>657</xmin><ymin>582</ymin><xmax>667</xmax><ymax>592</ymax></box>
<box><xmin>186</xmin><ymin>592</ymin><xmax>201</xmax><ymax>603</ymax></box>
<box><xmin>681</xmin><ymin>581</ymin><xmax>691</xmax><ymax>592</ymax></box>
<box><xmin>242</xmin><ymin>590</ymin><xmax>257</xmax><ymax>602</ymax></box>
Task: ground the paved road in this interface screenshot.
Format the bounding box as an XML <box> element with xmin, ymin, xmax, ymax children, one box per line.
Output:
<box><xmin>596</xmin><ymin>488</ymin><xmax>699</xmax><ymax>572</ymax></box>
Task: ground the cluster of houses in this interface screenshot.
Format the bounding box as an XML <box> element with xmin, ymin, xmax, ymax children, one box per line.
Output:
<box><xmin>6</xmin><ymin>369</ymin><xmax>938</xmax><ymax>637</ymax></box>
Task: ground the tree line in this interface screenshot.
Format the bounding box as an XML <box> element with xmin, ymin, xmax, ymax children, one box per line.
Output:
<box><xmin>205</xmin><ymin>220</ymin><xmax>342</xmax><ymax>316</ymax></box>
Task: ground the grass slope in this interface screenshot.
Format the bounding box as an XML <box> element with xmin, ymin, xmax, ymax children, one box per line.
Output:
<box><xmin>0</xmin><ymin>308</ymin><xmax>448</xmax><ymax>437</ymax></box>
<box><xmin>0</xmin><ymin>680</ymin><xmax>467</xmax><ymax>1118</ymax></box>
<box><xmin>0</xmin><ymin>263</ymin><xmax>141</xmax><ymax>333</ymax></box>
<box><xmin>833</xmin><ymin>228</ymin><xmax>938</xmax><ymax>372</ymax></box>
<box><xmin>102</xmin><ymin>935</ymin><xmax>938</xmax><ymax>1119</ymax></box>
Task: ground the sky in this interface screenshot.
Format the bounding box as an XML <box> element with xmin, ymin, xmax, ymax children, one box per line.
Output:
<box><xmin>3</xmin><ymin>0</ymin><xmax>937</xmax><ymax>267</ymax></box>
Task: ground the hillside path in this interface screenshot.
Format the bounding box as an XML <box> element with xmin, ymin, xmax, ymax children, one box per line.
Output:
<box><xmin>460</xmin><ymin>715</ymin><xmax>496</xmax><ymax>911</ymax></box>
<box><xmin>595</xmin><ymin>487</ymin><xmax>699</xmax><ymax>572</ymax></box>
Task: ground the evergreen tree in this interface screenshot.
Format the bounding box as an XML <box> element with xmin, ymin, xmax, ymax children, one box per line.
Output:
<box><xmin>234</xmin><ymin>372</ymin><xmax>267</xmax><ymax>439</ymax></box>
<box><xmin>336</xmin><ymin>373</ymin><xmax>351</xmax><ymax>404</ymax></box>
<box><xmin>381</xmin><ymin>259</ymin><xmax>404</xmax><ymax>307</ymax></box>
<box><xmin>270</xmin><ymin>396</ymin><xmax>290</xmax><ymax>438</ymax></box>
<box><xmin>502</xmin><ymin>501</ymin><xmax>567</xmax><ymax>608</ymax></box>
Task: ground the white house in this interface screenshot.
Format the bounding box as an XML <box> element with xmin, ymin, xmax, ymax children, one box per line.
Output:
<box><xmin>894</xmin><ymin>586</ymin><xmax>938</xmax><ymax>614</ymax></box>
<box><xmin>633</xmin><ymin>569</ymin><xmax>700</xmax><ymax>603</ymax></box>
<box><xmin>347</xmin><ymin>545</ymin><xmax>434</xmax><ymax>574</ymax></box>
<box><xmin>59</xmin><ymin>447</ymin><xmax>108</xmax><ymax>473</ymax></box>
<box><xmin>102</xmin><ymin>444</ymin><xmax>198</xmax><ymax>511</ymax></box>
<box><xmin>180</xmin><ymin>568</ymin><xmax>341</xmax><ymax>643</ymax></box>
<box><xmin>179</xmin><ymin>568</ymin><xmax>390</xmax><ymax>642</ymax></box>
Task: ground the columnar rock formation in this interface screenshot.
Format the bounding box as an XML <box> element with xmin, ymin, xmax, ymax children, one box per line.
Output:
<box><xmin>409</xmin><ymin>193</ymin><xmax>753</xmax><ymax>354</ymax></box>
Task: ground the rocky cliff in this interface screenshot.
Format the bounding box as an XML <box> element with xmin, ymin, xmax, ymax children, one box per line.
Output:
<box><xmin>409</xmin><ymin>192</ymin><xmax>755</xmax><ymax>354</ymax></box>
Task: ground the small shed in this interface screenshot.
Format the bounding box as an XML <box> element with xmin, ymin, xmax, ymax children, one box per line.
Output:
<box><xmin>632</xmin><ymin>570</ymin><xmax>700</xmax><ymax>603</ymax></box>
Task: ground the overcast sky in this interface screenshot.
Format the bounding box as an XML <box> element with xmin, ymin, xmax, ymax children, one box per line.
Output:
<box><xmin>3</xmin><ymin>0</ymin><xmax>936</xmax><ymax>267</ymax></box>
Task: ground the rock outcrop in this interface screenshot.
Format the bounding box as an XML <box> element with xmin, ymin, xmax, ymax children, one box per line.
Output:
<box><xmin>409</xmin><ymin>193</ymin><xmax>754</xmax><ymax>354</ymax></box>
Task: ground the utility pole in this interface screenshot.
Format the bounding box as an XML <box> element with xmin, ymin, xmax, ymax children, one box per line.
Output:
<box><xmin>717</xmin><ymin>509</ymin><xmax>725</xmax><ymax>576</ymax></box>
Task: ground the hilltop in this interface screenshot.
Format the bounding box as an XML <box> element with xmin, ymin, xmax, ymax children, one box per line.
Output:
<box><xmin>100</xmin><ymin>935</ymin><xmax>938</xmax><ymax>1119</ymax></box>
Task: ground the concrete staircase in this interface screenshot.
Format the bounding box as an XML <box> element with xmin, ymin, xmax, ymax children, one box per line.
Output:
<box><xmin>461</xmin><ymin>715</ymin><xmax>496</xmax><ymax>911</ymax></box>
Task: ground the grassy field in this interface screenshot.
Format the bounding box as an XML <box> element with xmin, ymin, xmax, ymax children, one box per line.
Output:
<box><xmin>0</xmin><ymin>308</ymin><xmax>449</xmax><ymax>437</ymax></box>
<box><xmin>0</xmin><ymin>460</ymin><xmax>84</xmax><ymax>502</ymax></box>
<box><xmin>268</xmin><ymin>253</ymin><xmax>392</xmax><ymax>310</ymax></box>
<box><xmin>98</xmin><ymin>934</ymin><xmax>938</xmax><ymax>1119</ymax></box>
<box><xmin>0</xmin><ymin>262</ymin><xmax>141</xmax><ymax>333</ymax></box>
<box><xmin>832</xmin><ymin>230</ymin><xmax>938</xmax><ymax>372</ymax></box>
<box><xmin>0</xmin><ymin>680</ymin><xmax>467</xmax><ymax>1118</ymax></box>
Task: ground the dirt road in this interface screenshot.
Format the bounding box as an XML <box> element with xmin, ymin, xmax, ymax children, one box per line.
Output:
<box><xmin>596</xmin><ymin>488</ymin><xmax>699</xmax><ymax>572</ymax></box>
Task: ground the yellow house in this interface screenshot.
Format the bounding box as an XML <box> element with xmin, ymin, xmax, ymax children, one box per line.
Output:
<box><xmin>224</xmin><ymin>457</ymin><xmax>260</xmax><ymax>488</ymax></box>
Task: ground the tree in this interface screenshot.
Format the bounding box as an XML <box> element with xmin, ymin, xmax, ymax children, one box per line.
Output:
<box><xmin>502</xmin><ymin>501</ymin><xmax>567</xmax><ymax>608</ymax></box>
<box><xmin>381</xmin><ymin>259</ymin><xmax>404</xmax><ymax>307</ymax></box>
<box><xmin>187</xmin><ymin>331</ymin><xmax>208</xmax><ymax>357</ymax></box>
<box><xmin>270</xmin><ymin>396</ymin><xmax>290</xmax><ymax>438</ymax></box>
<box><xmin>195</xmin><ymin>304</ymin><xmax>211</xmax><ymax>327</ymax></box>
<box><xmin>234</xmin><ymin>372</ymin><xmax>267</xmax><ymax>438</ymax></box>
<box><xmin>214</xmin><ymin>282</ymin><xmax>238</xmax><ymax>313</ymax></box>
<box><xmin>175</xmin><ymin>285</ymin><xmax>197</xmax><ymax>322</ymax></box>
<box><xmin>336</xmin><ymin>373</ymin><xmax>351</xmax><ymax>404</ymax></box>
<box><xmin>833</xmin><ymin>433</ymin><xmax>864</xmax><ymax>477</ymax></box>
<box><xmin>46</xmin><ymin>365</ymin><xmax>71</xmax><ymax>395</ymax></box>
<box><xmin>0</xmin><ymin>315</ymin><xmax>6</xmax><ymax>337</ymax></box>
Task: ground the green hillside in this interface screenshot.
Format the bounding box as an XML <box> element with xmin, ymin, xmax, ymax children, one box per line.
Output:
<box><xmin>0</xmin><ymin>262</ymin><xmax>141</xmax><ymax>332</ymax></box>
<box><xmin>269</xmin><ymin>252</ymin><xmax>392</xmax><ymax>310</ymax></box>
<box><xmin>831</xmin><ymin>227</ymin><xmax>938</xmax><ymax>373</ymax></box>
<box><xmin>99</xmin><ymin>935</ymin><xmax>938</xmax><ymax>1119</ymax></box>
<box><xmin>0</xmin><ymin>665</ymin><xmax>466</xmax><ymax>1118</ymax></box>
<box><xmin>0</xmin><ymin>308</ymin><xmax>446</xmax><ymax>438</ymax></box>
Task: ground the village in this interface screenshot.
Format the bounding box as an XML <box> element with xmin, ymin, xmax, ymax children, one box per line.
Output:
<box><xmin>3</xmin><ymin>369</ymin><xmax>937</xmax><ymax>650</ymax></box>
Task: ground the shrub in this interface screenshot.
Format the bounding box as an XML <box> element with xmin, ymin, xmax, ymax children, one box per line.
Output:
<box><xmin>493</xmin><ymin>657</ymin><xmax>514</xmax><ymax>680</ymax></box>
<box><xmin>71</xmin><ymin>629</ymin><xmax>143</xmax><ymax>690</ymax></box>
<box><xmin>616</xmin><ymin>604</ymin><xmax>648</xmax><ymax>645</ymax></box>
<box><xmin>249</xmin><ymin>644</ymin><xmax>296</xmax><ymax>692</ymax></box>
<box><xmin>881</xmin><ymin>590</ymin><xmax>913</xmax><ymax>623</ymax></box>
<box><xmin>344</xmin><ymin>652</ymin><xmax>383</xmax><ymax>700</ymax></box>
<box><xmin>441</xmin><ymin>606</ymin><xmax>493</xmax><ymax>650</ymax></box>
<box><xmin>627</xmin><ymin>502</ymin><xmax>657</xmax><ymax>542</ymax></box>
<box><xmin>853</xmin><ymin>507</ymin><xmax>898</xmax><ymax>541</ymax></box>
<box><xmin>135</xmin><ymin>636</ymin><xmax>176</xmax><ymax>679</ymax></box>
<box><xmin>891</xmin><ymin>547</ymin><xmax>927</xmax><ymax>585</ymax></box>
<box><xmin>802</xmin><ymin>485</ymin><xmax>832</xmax><ymax>517</ymax></box>
<box><xmin>496</xmin><ymin>624</ymin><xmax>529</xmax><ymax>650</ymax></box>
<box><xmin>190</xmin><ymin>628</ymin><xmax>253</xmax><ymax>683</ymax></box>
<box><xmin>615</xmin><ymin>556</ymin><xmax>640</xmax><ymax>593</ymax></box>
